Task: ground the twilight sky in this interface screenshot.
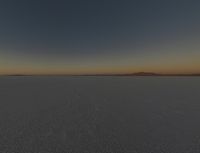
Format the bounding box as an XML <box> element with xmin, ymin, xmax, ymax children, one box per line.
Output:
<box><xmin>0</xmin><ymin>0</ymin><xmax>200</xmax><ymax>75</ymax></box>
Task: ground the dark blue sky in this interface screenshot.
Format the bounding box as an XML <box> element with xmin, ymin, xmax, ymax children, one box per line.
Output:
<box><xmin>0</xmin><ymin>0</ymin><xmax>200</xmax><ymax>74</ymax></box>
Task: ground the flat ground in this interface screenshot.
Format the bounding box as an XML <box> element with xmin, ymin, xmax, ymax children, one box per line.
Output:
<box><xmin>0</xmin><ymin>76</ymin><xmax>200</xmax><ymax>153</ymax></box>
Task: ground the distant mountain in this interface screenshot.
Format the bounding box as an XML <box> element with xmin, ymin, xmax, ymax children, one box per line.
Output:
<box><xmin>122</xmin><ymin>72</ymin><xmax>161</xmax><ymax>76</ymax></box>
<box><xmin>119</xmin><ymin>72</ymin><xmax>200</xmax><ymax>76</ymax></box>
<box><xmin>1</xmin><ymin>72</ymin><xmax>200</xmax><ymax>76</ymax></box>
<box><xmin>4</xmin><ymin>74</ymin><xmax>33</xmax><ymax>76</ymax></box>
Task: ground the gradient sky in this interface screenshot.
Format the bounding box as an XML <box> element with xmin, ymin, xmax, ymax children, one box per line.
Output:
<box><xmin>0</xmin><ymin>0</ymin><xmax>200</xmax><ymax>75</ymax></box>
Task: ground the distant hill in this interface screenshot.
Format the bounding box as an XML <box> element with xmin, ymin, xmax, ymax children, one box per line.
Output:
<box><xmin>1</xmin><ymin>72</ymin><xmax>200</xmax><ymax>76</ymax></box>
<box><xmin>118</xmin><ymin>72</ymin><xmax>200</xmax><ymax>76</ymax></box>
<box><xmin>120</xmin><ymin>72</ymin><xmax>161</xmax><ymax>76</ymax></box>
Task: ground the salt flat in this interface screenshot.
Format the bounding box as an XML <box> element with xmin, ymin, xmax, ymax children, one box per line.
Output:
<box><xmin>0</xmin><ymin>76</ymin><xmax>200</xmax><ymax>153</ymax></box>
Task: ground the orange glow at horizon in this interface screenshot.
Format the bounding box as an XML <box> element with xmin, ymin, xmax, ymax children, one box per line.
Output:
<box><xmin>1</xmin><ymin>41</ymin><xmax>200</xmax><ymax>75</ymax></box>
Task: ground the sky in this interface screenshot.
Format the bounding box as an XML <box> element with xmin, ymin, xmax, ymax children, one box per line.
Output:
<box><xmin>0</xmin><ymin>0</ymin><xmax>200</xmax><ymax>75</ymax></box>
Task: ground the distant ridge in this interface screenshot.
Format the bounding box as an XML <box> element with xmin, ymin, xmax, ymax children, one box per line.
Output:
<box><xmin>119</xmin><ymin>72</ymin><xmax>161</xmax><ymax>76</ymax></box>
<box><xmin>2</xmin><ymin>74</ymin><xmax>33</xmax><ymax>76</ymax></box>
<box><xmin>1</xmin><ymin>72</ymin><xmax>200</xmax><ymax>76</ymax></box>
<box><xmin>118</xmin><ymin>72</ymin><xmax>200</xmax><ymax>76</ymax></box>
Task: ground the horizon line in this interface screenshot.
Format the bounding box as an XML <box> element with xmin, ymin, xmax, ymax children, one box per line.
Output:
<box><xmin>1</xmin><ymin>72</ymin><xmax>200</xmax><ymax>77</ymax></box>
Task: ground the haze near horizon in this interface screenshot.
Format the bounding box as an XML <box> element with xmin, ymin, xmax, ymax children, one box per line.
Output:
<box><xmin>0</xmin><ymin>0</ymin><xmax>200</xmax><ymax>75</ymax></box>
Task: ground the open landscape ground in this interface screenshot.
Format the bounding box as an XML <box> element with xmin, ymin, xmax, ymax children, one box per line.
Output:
<box><xmin>0</xmin><ymin>76</ymin><xmax>200</xmax><ymax>153</ymax></box>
